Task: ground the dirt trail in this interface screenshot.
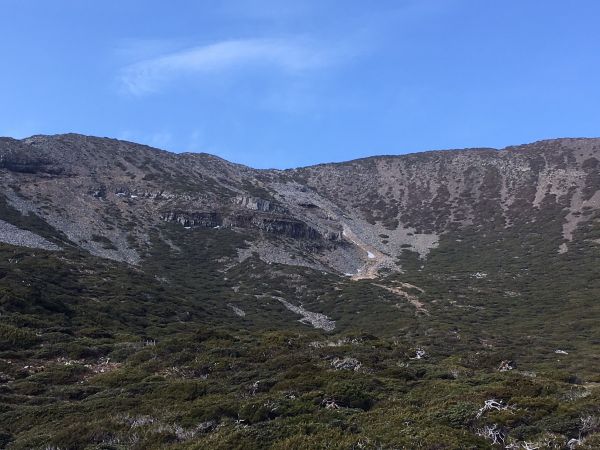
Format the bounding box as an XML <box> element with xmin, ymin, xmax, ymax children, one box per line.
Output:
<box><xmin>342</xmin><ymin>225</ymin><xmax>393</xmax><ymax>280</ymax></box>
<box><xmin>340</xmin><ymin>224</ymin><xmax>427</xmax><ymax>314</ymax></box>
<box><xmin>373</xmin><ymin>283</ymin><xmax>429</xmax><ymax>314</ymax></box>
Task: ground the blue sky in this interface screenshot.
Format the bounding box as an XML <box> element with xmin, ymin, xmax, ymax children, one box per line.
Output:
<box><xmin>2</xmin><ymin>0</ymin><xmax>600</xmax><ymax>168</ymax></box>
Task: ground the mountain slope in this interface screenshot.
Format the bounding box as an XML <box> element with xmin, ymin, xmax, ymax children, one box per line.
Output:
<box><xmin>2</xmin><ymin>134</ymin><xmax>600</xmax><ymax>274</ymax></box>
<box><xmin>1</xmin><ymin>134</ymin><xmax>600</xmax><ymax>448</ymax></box>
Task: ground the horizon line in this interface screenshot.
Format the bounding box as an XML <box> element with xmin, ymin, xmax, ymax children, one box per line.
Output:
<box><xmin>3</xmin><ymin>132</ymin><xmax>599</xmax><ymax>171</ymax></box>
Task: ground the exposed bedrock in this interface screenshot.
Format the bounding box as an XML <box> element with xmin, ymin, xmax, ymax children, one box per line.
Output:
<box><xmin>160</xmin><ymin>210</ymin><xmax>328</xmax><ymax>240</ymax></box>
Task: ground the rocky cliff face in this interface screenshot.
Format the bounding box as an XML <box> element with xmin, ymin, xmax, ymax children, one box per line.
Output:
<box><xmin>1</xmin><ymin>134</ymin><xmax>599</xmax><ymax>277</ymax></box>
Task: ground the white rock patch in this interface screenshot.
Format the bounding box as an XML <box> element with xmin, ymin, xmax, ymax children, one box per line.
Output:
<box><xmin>275</xmin><ymin>297</ymin><xmax>335</xmax><ymax>331</ymax></box>
<box><xmin>0</xmin><ymin>220</ymin><xmax>61</xmax><ymax>251</ymax></box>
<box><xmin>227</xmin><ymin>304</ymin><xmax>246</xmax><ymax>317</ymax></box>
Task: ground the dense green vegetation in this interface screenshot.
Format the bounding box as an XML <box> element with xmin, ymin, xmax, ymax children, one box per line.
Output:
<box><xmin>1</xmin><ymin>217</ymin><xmax>599</xmax><ymax>448</ymax></box>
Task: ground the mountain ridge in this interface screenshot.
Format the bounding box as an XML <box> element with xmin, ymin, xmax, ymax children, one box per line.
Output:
<box><xmin>7</xmin><ymin>132</ymin><xmax>600</xmax><ymax>169</ymax></box>
<box><xmin>2</xmin><ymin>133</ymin><xmax>600</xmax><ymax>276</ymax></box>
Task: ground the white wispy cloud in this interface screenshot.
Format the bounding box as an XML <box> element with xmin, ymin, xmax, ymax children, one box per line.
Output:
<box><xmin>119</xmin><ymin>38</ymin><xmax>344</xmax><ymax>95</ymax></box>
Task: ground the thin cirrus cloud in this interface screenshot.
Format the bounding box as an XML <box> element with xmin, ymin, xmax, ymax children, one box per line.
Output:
<box><xmin>119</xmin><ymin>37</ymin><xmax>345</xmax><ymax>95</ymax></box>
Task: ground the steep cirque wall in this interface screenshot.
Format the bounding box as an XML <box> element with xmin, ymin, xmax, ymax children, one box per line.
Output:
<box><xmin>1</xmin><ymin>134</ymin><xmax>599</xmax><ymax>276</ymax></box>
<box><xmin>284</xmin><ymin>138</ymin><xmax>600</xmax><ymax>261</ymax></box>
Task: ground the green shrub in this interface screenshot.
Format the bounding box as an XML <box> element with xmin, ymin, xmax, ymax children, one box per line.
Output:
<box><xmin>0</xmin><ymin>323</ymin><xmax>38</xmax><ymax>350</ymax></box>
